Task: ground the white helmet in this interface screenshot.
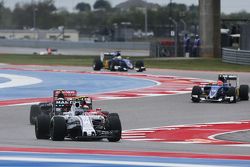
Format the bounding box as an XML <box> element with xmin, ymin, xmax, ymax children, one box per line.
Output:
<box><xmin>83</xmin><ymin>105</ymin><xmax>89</xmax><ymax>110</ymax></box>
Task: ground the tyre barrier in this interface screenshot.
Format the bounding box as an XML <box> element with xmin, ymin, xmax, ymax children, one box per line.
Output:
<box><xmin>222</xmin><ymin>48</ymin><xmax>250</xmax><ymax>65</ymax></box>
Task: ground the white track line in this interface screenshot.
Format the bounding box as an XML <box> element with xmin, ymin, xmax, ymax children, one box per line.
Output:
<box><xmin>0</xmin><ymin>74</ymin><xmax>42</xmax><ymax>88</ymax></box>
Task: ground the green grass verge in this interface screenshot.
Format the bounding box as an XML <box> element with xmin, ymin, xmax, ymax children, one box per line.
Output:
<box><xmin>0</xmin><ymin>54</ymin><xmax>95</xmax><ymax>66</ymax></box>
<box><xmin>0</xmin><ymin>54</ymin><xmax>250</xmax><ymax>72</ymax></box>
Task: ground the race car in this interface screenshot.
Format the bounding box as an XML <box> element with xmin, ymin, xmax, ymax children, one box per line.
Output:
<box><xmin>93</xmin><ymin>51</ymin><xmax>146</xmax><ymax>72</ymax></box>
<box><xmin>29</xmin><ymin>90</ymin><xmax>78</xmax><ymax>125</ymax></box>
<box><xmin>33</xmin><ymin>48</ymin><xmax>63</xmax><ymax>55</ymax></box>
<box><xmin>191</xmin><ymin>74</ymin><xmax>249</xmax><ymax>103</ymax></box>
<box><xmin>35</xmin><ymin>97</ymin><xmax>122</xmax><ymax>142</ymax></box>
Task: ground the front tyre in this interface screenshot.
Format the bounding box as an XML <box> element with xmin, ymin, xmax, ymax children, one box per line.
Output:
<box><xmin>191</xmin><ymin>86</ymin><xmax>202</xmax><ymax>103</ymax></box>
<box><xmin>93</xmin><ymin>59</ymin><xmax>103</xmax><ymax>71</ymax></box>
<box><xmin>135</xmin><ymin>60</ymin><xmax>145</xmax><ymax>72</ymax></box>
<box><xmin>227</xmin><ymin>87</ymin><xmax>237</xmax><ymax>103</ymax></box>
<box><xmin>109</xmin><ymin>61</ymin><xmax>116</xmax><ymax>71</ymax></box>
<box><xmin>35</xmin><ymin>115</ymin><xmax>50</xmax><ymax>139</ymax></box>
<box><xmin>50</xmin><ymin>116</ymin><xmax>66</xmax><ymax>141</ymax></box>
<box><xmin>106</xmin><ymin>113</ymin><xmax>122</xmax><ymax>142</ymax></box>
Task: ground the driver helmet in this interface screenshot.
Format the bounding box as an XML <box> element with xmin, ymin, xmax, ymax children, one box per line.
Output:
<box><xmin>57</xmin><ymin>94</ymin><xmax>64</xmax><ymax>99</ymax></box>
<box><xmin>217</xmin><ymin>80</ymin><xmax>223</xmax><ymax>86</ymax></box>
<box><xmin>115</xmin><ymin>51</ymin><xmax>121</xmax><ymax>56</ymax></box>
<box><xmin>82</xmin><ymin>105</ymin><xmax>89</xmax><ymax>111</ymax></box>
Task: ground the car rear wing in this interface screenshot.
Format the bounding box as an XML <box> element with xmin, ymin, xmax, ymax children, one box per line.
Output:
<box><xmin>218</xmin><ymin>74</ymin><xmax>238</xmax><ymax>81</ymax></box>
<box><xmin>101</xmin><ymin>51</ymin><xmax>121</xmax><ymax>61</ymax></box>
<box><xmin>218</xmin><ymin>74</ymin><xmax>239</xmax><ymax>87</ymax></box>
<box><xmin>53</xmin><ymin>90</ymin><xmax>77</xmax><ymax>99</ymax></box>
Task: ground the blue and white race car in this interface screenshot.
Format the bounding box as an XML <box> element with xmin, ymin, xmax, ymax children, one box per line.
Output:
<box><xmin>191</xmin><ymin>74</ymin><xmax>249</xmax><ymax>103</ymax></box>
<box><xmin>93</xmin><ymin>51</ymin><xmax>146</xmax><ymax>72</ymax></box>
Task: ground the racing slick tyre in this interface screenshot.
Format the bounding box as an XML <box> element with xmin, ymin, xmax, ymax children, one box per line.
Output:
<box><xmin>191</xmin><ymin>86</ymin><xmax>202</xmax><ymax>103</ymax></box>
<box><xmin>30</xmin><ymin>104</ymin><xmax>41</xmax><ymax>125</ymax></box>
<box><xmin>106</xmin><ymin>113</ymin><xmax>122</xmax><ymax>142</ymax></box>
<box><xmin>239</xmin><ymin>85</ymin><xmax>249</xmax><ymax>101</ymax></box>
<box><xmin>109</xmin><ymin>61</ymin><xmax>116</xmax><ymax>71</ymax></box>
<box><xmin>50</xmin><ymin>116</ymin><xmax>66</xmax><ymax>141</ymax></box>
<box><xmin>35</xmin><ymin>115</ymin><xmax>50</xmax><ymax>139</ymax></box>
<box><xmin>135</xmin><ymin>60</ymin><xmax>145</xmax><ymax>72</ymax></box>
<box><xmin>119</xmin><ymin>61</ymin><xmax>128</xmax><ymax>71</ymax></box>
<box><xmin>227</xmin><ymin>87</ymin><xmax>237</xmax><ymax>103</ymax></box>
<box><xmin>93</xmin><ymin>59</ymin><xmax>103</xmax><ymax>71</ymax></box>
<box><xmin>39</xmin><ymin>103</ymin><xmax>53</xmax><ymax>116</ymax></box>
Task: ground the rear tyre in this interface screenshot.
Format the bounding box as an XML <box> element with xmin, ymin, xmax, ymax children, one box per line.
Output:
<box><xmin>39</xmin><ymin>103</ymin><xmax>52</xmax><ymax>114</ymax></box>
<box><xmin>30</xmin><ymin>104</ymin><xmax>41</xmax><ymax>125</ymax></box>
<box><xmin>93</xmin><ymin>59</ymin><xmax>103</xmax><ymax>71</ymax></box>
<box><xmin>106</xmin><ymin>113</ymin><xmax>122</xmax><ymax>142</ymax></box>
<box><xmin>191</xmin><ymin>86</ymin><xmax>202</xmax><ymax>103</ymax></box>
<box><xmin>50</xmin><ymin>116</ymin><xmax>66</xmax><ymax>141</ymax></box>
<box><xmin>35</xmin><ymin>115</ymin><xmax>50</xmax><ymax>139</ymax></box>
<box><xmin>227</xmin><ymin>87</ymin><xmax>237</xmax><ymax>103</ymax></box>
<box><xmin>239</xmin><ymin>85</ymin><xmax>249</xmax><ymax>100</ymax></box>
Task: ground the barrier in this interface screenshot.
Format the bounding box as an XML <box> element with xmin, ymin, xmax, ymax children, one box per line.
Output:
<box><xmin>0</xmin><ymin>39</ymin><xmax>149</xmax><ymax>50</ymax></box>
<box><xmin>222</xmin><ymin>48</ymin><xmax>250</xmax><ymax>65</ymax></box>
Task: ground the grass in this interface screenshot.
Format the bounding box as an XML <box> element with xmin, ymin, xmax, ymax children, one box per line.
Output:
<box><xmin>0</xmin><ymin>54</ymin><xmax>95</xmax><ymax>66</ymax></box>
<box><xmin>0</xmin><ymin>54</ymin><xmax>250</xmax><ymax>72</ymax></box>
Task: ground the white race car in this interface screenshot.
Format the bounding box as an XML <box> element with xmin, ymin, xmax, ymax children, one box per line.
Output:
<box><xmin>35</xmin><ymin>97</ymin><xmax>122</xmax><ymax>142</ymax></box>
<box><xmin>33</xmin><ymin>48</ymin><xmax>63</xmax><ymax>55</ymax></box>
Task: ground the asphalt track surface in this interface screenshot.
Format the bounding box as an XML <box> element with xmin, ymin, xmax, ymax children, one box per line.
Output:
<box><xmin>0</xmin><ymin>64</ymin><xmax>250</xmax><ymax>157</ymax></box>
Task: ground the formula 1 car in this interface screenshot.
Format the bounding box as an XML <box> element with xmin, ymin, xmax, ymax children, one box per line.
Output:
<box><xmin>29</xmin><ymin>90</ymin><xmax>79</xmax><ymax>125</ymax></box>
<box><xmin>191</xmin><ymin>74</ymin><xmax>249</xmax><ymax>103</ymax></box>
<box><xmin>33</xmin><ymin>48</ymin><xmax>63</xmax><ymax>55</ymax></box>
<box><xmin>93</xmin><ymin>51</ymin><xmax>146</xmax><ymax>72</ymax></box>
<box><xmin>35</xmin><ymin>97</ymin><xmax>122</xmax><ymax>142</ymax></box>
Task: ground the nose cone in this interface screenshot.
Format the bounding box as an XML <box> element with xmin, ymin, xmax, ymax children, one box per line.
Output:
<box><xmin>209</xmin><ymin>86</ymin><xmax>219</xmax><ymax>98</ymax></box>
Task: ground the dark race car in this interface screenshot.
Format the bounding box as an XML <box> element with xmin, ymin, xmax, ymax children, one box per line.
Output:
<box><xmin>29</xmin><ymin>90</ymin><xmax>78</xmax><ymax>125</ymax></box>
<box><xmin>191</xmin><ymin>74</ymin><xmax>249</xmax><ymax>103</ymax></box>
<box><xmin>93</xmin><ymin>51</ymin><xmax>146</xmax><ymax>72</ymax></box>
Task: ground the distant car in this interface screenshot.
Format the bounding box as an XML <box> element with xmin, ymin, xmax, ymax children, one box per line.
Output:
<box><xmin>191</xmin><ymin>74</ymin><xmax>249</xmax><ymax>103</ymax></box>
<box><xmin>93</xmin><ymin>51</ymin><xmax>146</xmax><ymax>72</ymax></box>
<box><xmin>33</xmin><ymin>48</ymin><xmax>63</xmax><ymax>55</ymax></box>
<box><xmin>35</xmin><ymin>97</ymin><xmax>122</xmax><ymax>142</ymax></box>
<box><xmin>29</xmin><ymin>90</ymin><xmax>78</xmax><ymax>125</ymax></box>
